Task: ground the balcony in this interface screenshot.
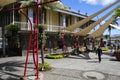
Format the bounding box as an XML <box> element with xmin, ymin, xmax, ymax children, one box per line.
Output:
<box><xmin>14</xmin><ymin>21</ymin><xmax>80</xmax><ymax>33</ymax></box>
<box><xmin>14</xmin><ymin>21</ymin><xmax>30</xmax><ymax>31</ymax></box>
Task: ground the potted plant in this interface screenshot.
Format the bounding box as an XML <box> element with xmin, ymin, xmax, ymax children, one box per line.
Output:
<box><xmin>5</xmin><ymin>24</ymin><xmax>20</xmax><ymax>35</ymax></box>
<box><xmin>114</xmin><ymin>50</ymin><xmax>120</xmax><ymax>61</ymax></box>
<box><xmin>35</xmin><ymin>24</ymin><xmax>48</xmax><ymax>33</ymax></box>
<box><xmin>5</xmin><ymin>24</ymin><xmax>20</xmax><ymax>56</ymax></box>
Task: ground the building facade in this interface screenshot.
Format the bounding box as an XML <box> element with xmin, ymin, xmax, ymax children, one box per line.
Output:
<box><xmin>0</xmin><ymin>0</ymin><xmax>95</xmax><ymax>56</ymax></box>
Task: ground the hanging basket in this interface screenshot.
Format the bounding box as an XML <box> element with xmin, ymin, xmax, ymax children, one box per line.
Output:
<box><xmin>71</xmin><ymin>44</ymin><xmax>74</xmax><ymax>49</ymax></box>
<box><xmin>44</xmin><ymin>41</ymin><xmax>48</xmax><ymax>51</ymax></box>
<box><xmin>54</xmin><ymin>47</ymin><xmax>58</xmax><ymax>51</ymax></box>
<box><xmin>44</xmin><ymin>48</ymin><xmax>48</xmax><ymax>51</ymax></box>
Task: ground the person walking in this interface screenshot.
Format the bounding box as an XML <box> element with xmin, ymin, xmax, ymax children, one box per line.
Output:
<box><xmin>96</xmin><ymin>46</ymin><xmax>102</xmax><ymax>63</ymax></box>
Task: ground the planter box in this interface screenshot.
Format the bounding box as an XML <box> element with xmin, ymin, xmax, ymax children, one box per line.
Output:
<box><xmin>115</xmin><ymin>52</ymin><xmax>120</xmax><ymax>61</ymax></box>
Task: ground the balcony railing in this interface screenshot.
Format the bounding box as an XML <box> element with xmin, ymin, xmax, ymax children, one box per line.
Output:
<box><xmin>14</xmin><ymin>21</ymin><xmax>81</xmax><ymax>33</ymax></box>
<box><xmin>14</xmin><ymin>21</ymin><xmax>29</xmax><ymax>30</ymax></box>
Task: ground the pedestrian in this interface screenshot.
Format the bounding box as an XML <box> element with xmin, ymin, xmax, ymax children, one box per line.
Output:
<box><xmin>96</xmin><ymin>46</ymin><xmax>102</xmax><ymax>63</ymax></box>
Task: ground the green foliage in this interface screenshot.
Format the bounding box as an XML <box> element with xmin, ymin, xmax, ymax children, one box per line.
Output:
<box><xmin>79</xmin><ymin>48</ymin><xmax>85</xmax><ymax>53</ymax></box>
<box><xmin>44</xmin><ymin>0</ymin><xmax>70</xmax><ymax>10</ymax></box>
<box><xmin>37</xmin><ymin>24</ymin><xmax>48</xmax><ymax>45</ymax></box>
<box><xmin>114</xmin><ymin>49</ymin><xmax>120</xmax><ymax>61</ymax></box>
<box><xmin>38</xmin><ymin>33</ymin><xmax>48</xmax><ymax>44</ymax></box>
<box><xmin>5</xmin><ymin>24</ymin><xmax>20</xmax><ymax>31</ymax></box>
<box><xmin>5</xmin><ymin>24</ymin><xmax>20</xmax><ymax>54</ymax></box>
<box><xmin>38</xmin><ymin>62</ymin><xmax>51</xmax><ymax>71</ymax></box>
<box><xmin>114</xmin><ymin>8</ymin><xmax>120</xmax><ymax>18</ymax></box>
<box><xmin>56</xmin><ymin>30</ymin><xmax>62</xmax><ymax>35</ymax></box>
<box><xmin>37</xmin><ymin>24</ymin><xmax>48</xmax><ymax>29</ymax></box>
<box><xmin>19</xmin><ymin>1</ymin><xmax>36</xmax><ymax>13</ymax></box>
<box><xmin>112</xmin><ymin>7</ymin><xmax>120</xmax><ymax>25</ymax></box>
<box><xmin>115</xmin><ymin>49</ymin><xmax>120</xmax><ymax>53</ymax></box>
<box><xmin>20</xmin><ymin>1</ymin><xmax>36</xmax><ymax>7</ymax></box>
<box><xmin>46</xmin><ymin>53</ymin><xmax>64</xmax><ymax>59</ymax></box>
<box><xmin>101</xmin><ymin>47</ymin><xmax>108</xmax><ymax>51</ymax></box>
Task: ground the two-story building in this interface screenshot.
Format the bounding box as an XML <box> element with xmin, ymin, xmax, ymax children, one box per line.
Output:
<box><xmin>0</xmin><ymin>0</ymin><xmax>95</xmax><ymax>56</ymax></box>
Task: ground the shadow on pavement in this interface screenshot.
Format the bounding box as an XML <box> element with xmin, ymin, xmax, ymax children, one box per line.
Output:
<box><xmin>0</xmin><ymin>71</ymin><xmax>20</xmax><ymax>80</ymax></box>
<box><xmin>0</xmin><ymin>61</ymin><xmax>34</xmax><ymax>71</ymax></box>
<box><xmin>0</xmin><ymin>78</ymin><xmax>19</xmax><ymax>80</ymax></box>
<box><xmin>109</xmin><ymin>59</ymin><xmax>120</xmax><ymax>62</ymax></box>
<box><xmin>68</xmin><ymin>52</ymin><xmax>91</xmax><ymax>59</ymax></box>
<box><xmin>87</xmin><ymin>61</ymin><xmax>99</xmax><ymax>63</ymax></box>
<box><xmin>0</xmin><ymin>61</ymin><xmax>35</xmax><ymax>80</ymax></box>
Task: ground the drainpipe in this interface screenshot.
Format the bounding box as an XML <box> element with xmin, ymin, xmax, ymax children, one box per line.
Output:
<box><xmin>62</xmin><ymin>14</ymin><xmax>66</xmax><ymax>27</ymax></box>
<box><xmin>12</xmin><ymin>4</ymin><xmax>15</xmax><ymax>24</ymax></box>
<box><xmin>74</xmin><ymin>16</ymin><xmax>77</xmax><ymax>32</ymax></box>
<box><xmin>28</xmin><ymin>8</ymin><xmax>33</xmax><ymax>30</ymax></box>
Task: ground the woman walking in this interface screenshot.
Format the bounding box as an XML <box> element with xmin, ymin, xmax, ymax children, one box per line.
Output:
<box><xmin>96</xmin><ymin>46</ymin><xmax>102</xmax><ymax>63</ymax></box>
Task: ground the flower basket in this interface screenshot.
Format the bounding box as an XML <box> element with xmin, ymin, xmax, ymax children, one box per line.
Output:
<box><xmin>101</xmin><ymin>47</ymin><xmax>108</xmax><ymax>51</ymax></box>
<box><xmin>46</xmin><ymin>53</ymin><xmax>64</xmax><ymax>59</ymax></box>
<box><xmin>71</xmin><ymin>45</ymin><xmax>74</xmax><ymax>49</ymax></box>
<box><xmin>44</xmin><ymin>48</ymin><xmax>48</xmax><ymax>51</ymax></box>
<box><xmin>54</xmin><ymin>47</ymin><xmax>58</xmax><ymax>51</ymax></box>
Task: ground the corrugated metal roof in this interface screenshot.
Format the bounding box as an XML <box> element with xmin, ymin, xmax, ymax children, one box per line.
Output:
<box><xmin>55</xmin><ymin>8</ymin><xmax>88</xmax><ymax>18</ymax></box>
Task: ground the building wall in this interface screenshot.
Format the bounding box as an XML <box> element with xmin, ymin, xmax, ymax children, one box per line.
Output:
<box><xmin>20</xmin><ymin>11</ymin><xmax>27</xmax><ymax>22</ymax></box>
<box><xmin>52</xmin><ymin>11</ymin><xmax>59</xmax><ymax>26</ymax></box>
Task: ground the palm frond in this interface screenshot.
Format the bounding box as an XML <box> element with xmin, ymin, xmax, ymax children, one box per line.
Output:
<box><xmin>43</xmin><ymin>1</ymin><xmax>70</xmax><ymax>10</ymax></box>
<box><xmin>20</xmin><ymin>1</ymin><xmax>36</xmax><ymax>7</ymax></box>
<box><xmin>113</xmin><ymin>7</ymin><xmax>120</xmax><ymax>19</ymax></box>
<box><xmin>112</xmin><ymin>7</ymin><xmax>120</xmax><ymax>25</ymax></box>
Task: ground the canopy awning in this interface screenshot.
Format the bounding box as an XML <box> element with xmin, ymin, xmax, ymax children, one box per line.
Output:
<box><xmin>63</xmin><ymin>0</ymin><xmax>118</xmax><ymax>31</ymax></box>
<box><xmin>75</xmin><ymin>9</ymin><xmax>114</xmax><ymax>36</ymax></box>
<box><xmin>88</xmin><ymin>17</ymin><xmax>114</xmax><ymax>38</ymax></box>
<box><xmin>0</xmin><ymin>0</ymin><xmax>19</xmax><ymax>7</ymax></box>
<box><xmin>110</xmin><ymin>24</ymin><xmax>120</xmax><ymax>30</ymax></box>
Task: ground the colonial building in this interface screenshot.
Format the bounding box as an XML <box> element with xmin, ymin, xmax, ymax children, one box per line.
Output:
<box><xmin>0</xmin><ymin>0</ymin><xmax>95</xmax><ymax>56</ymax></box>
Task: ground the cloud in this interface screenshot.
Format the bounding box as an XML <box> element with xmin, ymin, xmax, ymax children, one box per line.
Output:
<box><xmin>79</xmin><ymin>0</ymin><xmax>117</xmax><ymax>6</ymax></box>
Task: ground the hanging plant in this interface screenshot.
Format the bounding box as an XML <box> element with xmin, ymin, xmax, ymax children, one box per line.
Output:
<box><xmin>5</xmin><ymin>24</ymin><xmax>20</xmax><ymax>55</ymax></box>
<box><xmin>44</xmin><ymin>40</ymin><xmax>48</xmax><ymax>51</ymax></box>
<box><xmin>19</xmin><ymin>1</ymin><xmax>36</xmax><ymax>12</ymax></box>
<box><xmin>35</xmin><ymin>24</ymin><xmax>48</xmax><ymax>33</ymax></box>
<box><xmin>36</xmin><ymin>24</ymin><xmax>48</xmax><ymax>29</ymax></box>
<box><xmin>5</xmin><ymin>24</ymin><xmax>20</xmax><ymax>32</ymax></box>
<box><xmin>56</xmin><ymin>30</ymin><xmax>62</xmax><ymax>35</ymax></box>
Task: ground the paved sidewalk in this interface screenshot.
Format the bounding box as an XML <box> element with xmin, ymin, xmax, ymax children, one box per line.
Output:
<box><xmin>0</xmin><ymin>51</ymin><xmax>120</xmax><ymax>80</ymax></box>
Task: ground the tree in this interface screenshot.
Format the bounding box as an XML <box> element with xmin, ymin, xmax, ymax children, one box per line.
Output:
<box><xmin>5</xmin><ymin>24</ymin><xmax>20</xmax><ymax>56</ymax></box>
<box><xmin>113</xmin><ymin>7</ymin><xmax>120</xmax><ymax>25</ymax></box>
<box><xmin>108</xmin><ymin>25</ymin><xmax>112</xmax><ymax>47</ymax></box>
<box><xmin>37</xmin><ymin>24</ymin><xmax>48</xmax><ymax>65</ymax></box>
<box><xmin>43</xmin><ymin>0</ymin><xmax>70</xmax><ymax>10</ymax></box>
<box><xmin>107</xmin><ymin>7</ymin><xmax>120</xmax><ymax>51</ymax></box>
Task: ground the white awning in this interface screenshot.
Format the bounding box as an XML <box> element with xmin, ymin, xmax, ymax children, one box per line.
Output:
<box><xmin>110</xmin><ymin>24</ymin><xmax>120</xmax><ymax>30</ymax></box>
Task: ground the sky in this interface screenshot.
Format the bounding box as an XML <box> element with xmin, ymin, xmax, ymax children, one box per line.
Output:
<box><xmin>61</xmin><ymin>0</ymin><xmax>120</xmax><ymax>36</ymax></box>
